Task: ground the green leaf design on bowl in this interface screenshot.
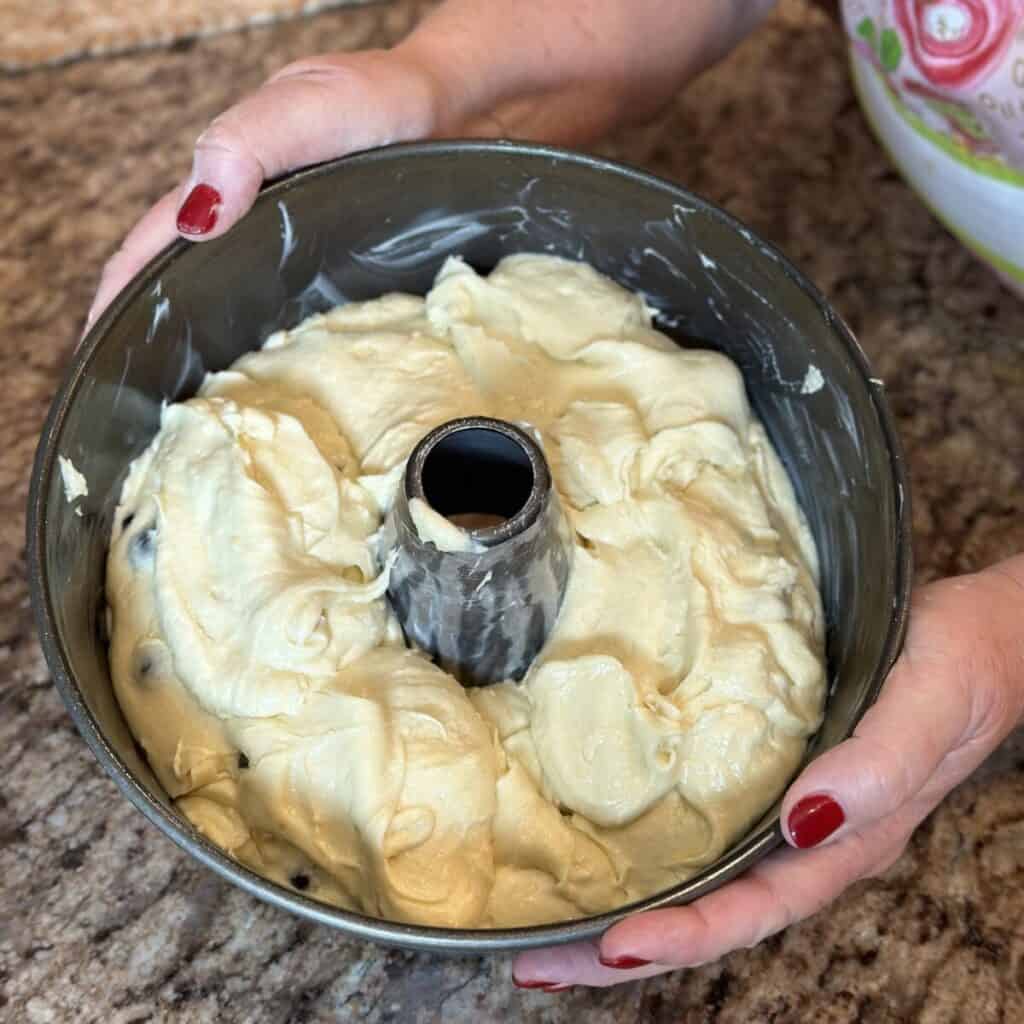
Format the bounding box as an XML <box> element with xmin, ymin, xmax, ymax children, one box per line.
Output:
<box><xmin>857</xmin><ymin>16</ymin><xmax>877</xmax><ymax>48</ymax></box>
<box><xmin>880</xmin><ymin>28</ymin><xmax>902</xmax><ymax>73</ymax></box>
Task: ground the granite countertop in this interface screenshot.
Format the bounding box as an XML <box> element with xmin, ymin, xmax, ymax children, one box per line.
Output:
<box><xmin>3</xmin><ymin>1</ymin><xmax>1024</xmax><ymax>1021</ymax></box>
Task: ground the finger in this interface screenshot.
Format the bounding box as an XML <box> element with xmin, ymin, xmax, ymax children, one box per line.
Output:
<box><xmin>173</xmin><ymin>51</ymin><xmax>438</xmax><ymax>241</ymax></box>
<box><xmin>779</xmin><ymin>661</ymin><xmax>967</xmax><ymax>850</ymax></box>
<box><xmin>85</xmin><ymin>188</ymin><xmax>183</xmax><ymax>330</ymax></box>
<box><xmin>596</xmin><ymin>812</ymin><xmax>912</xmax><ymax>977</ymax></box>
<box><xmin>781</xmin><ymin>565</ymin><xmax>1024</xmax><ymax>851</ymax></box>
<box><xmin>84</xmin><ymin>52</ymin><xmax>441</xmax><ymax>329</ymax></box>
<box><xmin>513</xmin><ymin>810</ymin><xmax>912</xmax><ymax>987</ymax></box>
<box><xmin>513</xmin><ymin>939</ymin><xmax>669</xmax><ymax>990</ymax></box>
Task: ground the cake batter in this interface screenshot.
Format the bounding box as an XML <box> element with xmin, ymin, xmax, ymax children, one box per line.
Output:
<box><xmin>106</xmin><ymin>254</ymin><xmax>825</xmax><ymax>928</ymax></box>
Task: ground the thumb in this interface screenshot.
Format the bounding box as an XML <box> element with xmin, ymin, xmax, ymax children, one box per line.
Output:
<box><xmin>86</xmin><ymin>49</ymin><xmax>445</xmax><ymax>326</ymax></box>
<box><xmin>174</xmin><ymin>49</ymin><xmax>441</xmax><ymax>240</ymax></box>
<box><xmin>781</xmin><ymin>565</ymin><xmax>1024</xmax><ymax>850</ymax></box>
<box><xmin>780</xmin><ymin>661</ymin><xmax>966</xmax><ymax>850</ymax></box>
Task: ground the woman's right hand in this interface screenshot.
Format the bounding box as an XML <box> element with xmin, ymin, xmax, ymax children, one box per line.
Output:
<box><xmin>85</xmin><ymin>0</ymin><xmax>776</xmax><ymax>328</ymax></box>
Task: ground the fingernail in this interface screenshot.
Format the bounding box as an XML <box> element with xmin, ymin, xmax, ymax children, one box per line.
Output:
<box><xmin>540</xmin><ymin>984</ymin><xmax>571</xmax><ymax>992</ymax></box>
<box><xmin>176</xmin><ymin>183</ymin><xmax>221</xmax><ymax>235</ymax></box>
<box><xmin>788</xmin><ymin>793</ymin><xmax>845</xmax><ymax>849</ymax></box>
<box><xmin>513</xmin><ymin>977</ymin><xmax>565</xmax><ymax>990</ymax></box>
<box><xmin>599</xmin><ymin>954</ymin><xmax>652</xmax><ymax>969</ymax></box>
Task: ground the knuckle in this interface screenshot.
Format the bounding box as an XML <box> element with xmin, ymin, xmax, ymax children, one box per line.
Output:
<box><xmin>939</xmin><ymin>571</ymin><xmax>1024</xmax><ymax>744</ymax></box>
<box><xmin>830</xmin><ymin>824</ymin><xmax>904</xmax><ymax>888</ymax></box>
<box><xmin>268</xmin><ymin>55</ymin><xmax>345</xmax><ymax>83</ymax></box>
<box><xmin>195</xmin><ymin>112</ymin><xmax>240</xmax><ymax>152</ymax></box>
<box><xmin>907</xmin><ymin>572</ymin><xmax>1015</xmax><ymax>738</ymax></box>
<box><xmin>849</xmin><ymin>730</ymin><xmax>915</xmax><ymax>813</ymax></box>
<box><xmin>265</xmin><ymin>57</ymin><xmax>371</xmax><ymax>105</ymax></box>
<box><xmin>743</xmin><ymin>875</ymin><xmax>795</xmax><ymax>948</ymax></box>
<box><xmin>865</xmin><ymin>840</ymin><xmax>908</xmax><ymax>879</ymax></box>
<box><xmin>971</xmin><ymin>666</ymin><xmax>1019</xmax><ymax>744</ymax></box>
<box><xmin>194</xmin><ymin>109</ymin><xmax>265</xmax><ymax>177</ymax></box>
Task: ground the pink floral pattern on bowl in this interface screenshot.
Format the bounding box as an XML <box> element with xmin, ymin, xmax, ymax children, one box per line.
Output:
<box><xmin>843</xmin><ymin>0</ymin><xmax>1024</xmax><ymax>168</ymax></box>
<box><xmin>895</xmin><ymin>0</ymin><xmax>1022</xmax><ymax>87</ymax></box>
<box><xmin>843</xmin><ymin>1</ymin><xmax>1024</xmax><ymax>293</ymax></box>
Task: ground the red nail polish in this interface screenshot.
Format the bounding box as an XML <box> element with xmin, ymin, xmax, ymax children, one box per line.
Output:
<box><xmin>177</xmin><ymin>183</ymin><xmax>222</xmax><ymax>235</ymax></box>
<box><xmin>599</xmin><ymin>954</ymin><xmax>652</xmax><ymax>969</ymax></box>
<box><xmin>788</xmin><ymin>793</ymin><xmax>845</xmax><ymax>849</ymax></box>
<box><xmin>513</xmin><ymin>977</ymin><xmax>571</xmax><ymax>992</ymax></box>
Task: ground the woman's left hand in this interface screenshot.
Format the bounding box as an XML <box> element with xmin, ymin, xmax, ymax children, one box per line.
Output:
<box><xmin>513</xmin><ymin>555</ymin><xmax>1024</xmax><ymax>990</ymax></box>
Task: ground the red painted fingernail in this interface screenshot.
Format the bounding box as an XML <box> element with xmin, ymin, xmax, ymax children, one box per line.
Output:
<box><xmin>513</xmin><ymin>977</ymin><xmax>571</xmax><ymax>992</ymax></box>
<box><xmin>177</xmin><ymin>183</ymin><xmax>221</xmax><ymax>235</ymax></box>
<box><xmin>599</xmin><ymin>954</ymin><xmax>652</xmax><ymax>969</ymax></box>
<box><xmin>788</xmin><ymin>793</ymin><xmax>845</xmax><ymax>849</ymax></box>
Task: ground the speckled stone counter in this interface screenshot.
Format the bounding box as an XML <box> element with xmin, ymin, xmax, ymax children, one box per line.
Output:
<box><xmin>2</xmin><ymin>2</ymin><xmax>1024</xmax><ymax>1021</ymax></box>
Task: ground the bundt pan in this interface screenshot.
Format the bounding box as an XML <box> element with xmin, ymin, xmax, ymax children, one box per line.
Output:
<box><xmin>27</xmin><ymin>141</ymin><xmax>912</xmax><ymax>954</ymax></box>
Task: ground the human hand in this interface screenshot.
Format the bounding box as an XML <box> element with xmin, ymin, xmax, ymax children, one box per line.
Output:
<box><xmin>84</xmin><ymin>0</ymin><xmax>775</xmax><ymax>328</ymax></box>
<box><xmin>513</xmin><ymin>554</ymin><xmax>1024</xmax><ymax>989</ymax></box>
<box><xmin>83</xmin><ymin>45</ymin><xmax>444</xmax><ymax>329</ymax></box>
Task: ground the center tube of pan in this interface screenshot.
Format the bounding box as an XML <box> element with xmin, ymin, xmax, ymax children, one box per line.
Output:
<box><xmin>385</xmin><ymin>417</ymin><xmax>572</xmax><ymax>686</ymax></box>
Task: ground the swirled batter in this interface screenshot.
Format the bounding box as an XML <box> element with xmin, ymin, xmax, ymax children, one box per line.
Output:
<box><xmin>107</xmin><ymin>254</ymin><xmax>825</xmax><ymax>927</ymax></box>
